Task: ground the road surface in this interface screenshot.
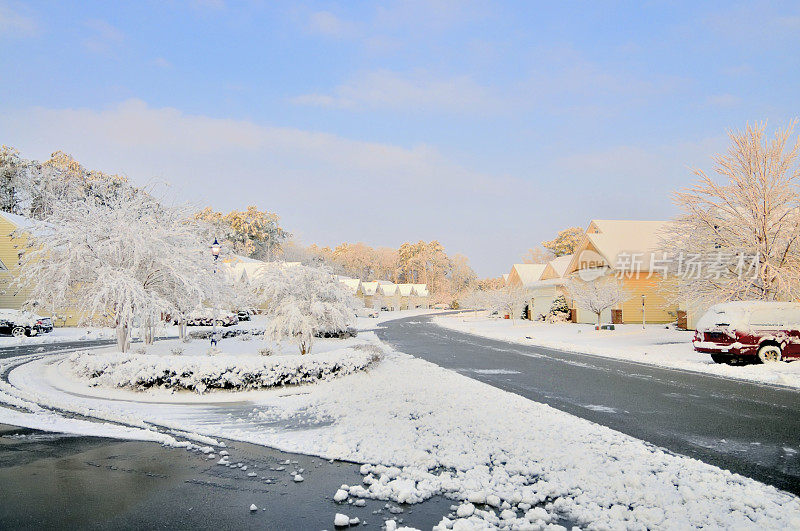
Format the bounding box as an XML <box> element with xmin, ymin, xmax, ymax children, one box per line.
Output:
<box><xmin>376</xmin><ymin>314</ymin><xmax>800</xmax><ymax>495</ymax></box>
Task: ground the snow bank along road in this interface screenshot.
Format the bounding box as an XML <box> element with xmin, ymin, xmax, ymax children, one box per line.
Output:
<box><xmin>378</xmin><ymin>314</ymin><xmax>800</xmax><ymax>496</ymax></box>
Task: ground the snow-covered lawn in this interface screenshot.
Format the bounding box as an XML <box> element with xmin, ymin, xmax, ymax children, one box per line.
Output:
<box><xmin>1</xmin><ymin>325</ymin><xmax>799</xmax><ymax>529</ymax></box>
<box><xmin>434</xmin><ymin>312</ymin><xmax>800</xmax><ymax>389</ymax></box>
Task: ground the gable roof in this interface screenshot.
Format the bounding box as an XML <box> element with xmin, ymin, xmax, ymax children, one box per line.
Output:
<box><xmin>377</xmin><ymin>283</ymin><xmax>398</xmax><ymax>296</ymax></box>
<box><xmin>411</xmin><ymin>284</ymin><xmax>429</xmax><ymax>297</ymax></box>
<box><xmin>540</xmin><ymin>254</ymin><xmax>573</xmax><ymax>281</ymax></box>
<box><xmin>507</xmin><ymin>264</ymin><xmax>546</xmax><ymax>287</ymax></box>
<box><xmin>361</xmin><ymin>281</ymin><xmax>379</xmax><ymax>296</ymax></box>
<box><xmin>338</xmin><ymin>278</ymin><xmax>362</xmax><ymax>293</ymax></box>
<box><xmin>397</xmin><ymin>283</ymin><xmax>414</xmax><ymax>296</ymax></box>
<box><xmin>566</xmin><ymin>220</ymin><xmax>669</xmax><ymax>275</ymax></box>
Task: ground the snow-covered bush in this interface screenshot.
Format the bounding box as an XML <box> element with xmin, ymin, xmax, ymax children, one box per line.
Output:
<box><xmin>548</xmin><ymin>294</ymin><xmax>571</xmax><ymax>322</ymax></box>
<box><xmin>258</xmin><ymin>347</ymin><xmax>273</xmax><ymax>356</ymax></box>
<box><xmin>67</xmin><ymin>348</ymin><xmax>380</xmax><ymax>393</ymax></box>
<box><xmin>256</xmin><ymin>265</ymin><xmax>359</xmax><ymax>355</ymax></box>
<box><xmin>486</xmin><ymin>285</ymin><xmax>529</xmax><ymax>324</ymax></box>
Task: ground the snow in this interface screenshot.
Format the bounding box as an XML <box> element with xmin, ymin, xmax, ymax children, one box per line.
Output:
<box><xmin>2</xmin><ymin>317</ymin><xmax>799</xmax><ymax>528</ymax></box>
<box><xmin>435</xmin><ymin>312</ymin><xmax>800</xmax><ymax>389</ymax></box>
<box><xmin>0</xmin><ymin>326</ymin><xmax>118</xmax><ymax>347</ymax></box>
<box><xmin>66</xmin><ymin>344</ymin><xmax>380</xmax><ymax>393</ymax></box>
<box><xmin>250</xmin><ymin>504</ymin><xmax>258</xmax><ymax>511</ymax></box>
<box><xmin>334</xmin><ymin>513</ymin><xmax>350</xmax><ymax>527</ymax></box>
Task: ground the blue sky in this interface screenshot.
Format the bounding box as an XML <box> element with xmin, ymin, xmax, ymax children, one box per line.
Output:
<box><xmin>1</xmin><ymin>1</ymin><xmax>799</xmax><ymax>276</ymax></box>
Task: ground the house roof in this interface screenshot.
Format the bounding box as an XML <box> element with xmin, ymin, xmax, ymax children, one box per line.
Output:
<box><xmin>378</xmin><ymin>283</ymin><xmax>398</xmax><ymax>296</ymax></box>
<box><xmin>507</xmin><ymin>264</ymin><xmax>546</xmax><ymax>287</ymax></box>
<box><xmin>338</xmin><ymin>278</ymin><xmax>362</xmax><ymax>293</ymax></box>
<box><xmin>502</xmin><ymin>274</ymin><xmax>509</xmax><ymax>284</ymax></box>
<box><xmin>0</xmin><ymin>211</ymin><xmax>37</xmax><ymax>230</ymax></box>
<box><xmin>540</xmin><ymin>254</ymin><xmax>573</xmax><ymax>281</ymax></box>
<box><xmin>411</xmin><ymin>284</ymin><xmax>429</xmax><ymax>297</ymax></box>
<box><xmin>566</xmin><ymin>220</ymin><xmax>669</xmax><ymax>275</ymax></box>
<box><xmin>397</xmin><ymin>283</ymin><xmax>414</xmax><ymax>296</ymax></box>
<box><xmin>361</xmin><ymin>281</ymin><xmax>379</xmax><ymax>296</ymax></box>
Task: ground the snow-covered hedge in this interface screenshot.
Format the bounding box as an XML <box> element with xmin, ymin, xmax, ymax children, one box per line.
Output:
<box><xmin>67</xmin><ymin>346</ymin><xmax>382</xmax><ymax>393</ymax></box>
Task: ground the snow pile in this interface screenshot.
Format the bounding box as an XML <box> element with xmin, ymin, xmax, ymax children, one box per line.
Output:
<box><xmin>66</xmin><ymin>347</ymin><xmax>382</xmax><ymax>393</ymax></box>
<box><xmin>245</xmin><ymin>351</ymin><xmax>800</xmax><ymax>529</ymax></box>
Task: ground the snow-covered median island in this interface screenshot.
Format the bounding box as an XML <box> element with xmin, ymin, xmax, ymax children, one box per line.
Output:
<box><xmin>1</xmin><ymin>324</ymin><xmax>799</xmax><ymax>529</ymax></box>
<box><xmin>434</xmin><ymin>312</ymin><xmax>800</xmax><ymax>389</ymax></box>
<box><xmin>67</xmin><ymin>346</ymin><xmax>381</xmax><ymax>393</ymax></box>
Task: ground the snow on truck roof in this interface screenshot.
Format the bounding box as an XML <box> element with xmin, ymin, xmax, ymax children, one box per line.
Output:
<box><xmin>696</xmin><ymin>301</ymin><xmax>800</xmax><ymax>330</ymax></box>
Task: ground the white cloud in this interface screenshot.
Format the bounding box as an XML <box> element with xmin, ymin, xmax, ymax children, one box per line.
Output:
<box><xmin>83</xmin><ymin>19</ymin><xmax>124</xmax><ymax>54</ymax></box>
<box><xmin>0</xmin><ymin>2</ymin><xmax>37</xmax><ymax>37</ymax></box>
<box><xmin>291</xmin><ymin>70</ymin><xmax>502</xmax><ymax>113</ymax></box>
<box><xmin>0</xmin><ymin>99</ymin><xmax>521</xmax><ymax>273</ymax></box>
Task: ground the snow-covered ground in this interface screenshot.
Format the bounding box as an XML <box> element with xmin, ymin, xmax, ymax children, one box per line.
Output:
<box><xmin>0</xmin><ymin>326</ymin><xmax>118</xmax><ymax>347</ymax></box>
<box><xmin>434</xmin><ymin>312</ymin><xmax>800</xmax><ymax>389</ymax></box>
<box><xmin>1</xmin><ymin>317</ymin><xmax>799</xmax><ymax>529</ymax></box>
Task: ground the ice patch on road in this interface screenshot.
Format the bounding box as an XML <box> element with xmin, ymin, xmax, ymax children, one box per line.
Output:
<box><xmin>583</xmin><ymin>404</ymin><xmax>618</xmax><ymax>413</ymax></box>
<box><xmin>470</xmin><ymin>369</ymin><xmax>521</xmax><ymax>375</ymax></box>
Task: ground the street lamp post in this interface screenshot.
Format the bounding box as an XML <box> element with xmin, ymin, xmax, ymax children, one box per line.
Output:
<box><xmin>641</xmin><ymin>294</ymin><xmax>646</xmax><ymax>330</ymax></box>
<box><xmin>210</xmin><ymin>238</ymin><xmax>221</xmax><ymax>346</ymax></box>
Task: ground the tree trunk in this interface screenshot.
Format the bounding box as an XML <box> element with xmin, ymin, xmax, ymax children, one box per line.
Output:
<box><xmin>596</xmin><ymin>312</ymin><xmax>602</xmax><ymax>327</ymax></box>
<box><xmin>116</xmin><ymin>324</ymin><xmax>129</xmax><ymax>353</ymax></box>
<box><xmin>178</xmin><ymin>318</ymin><xmax>187</xmax><ymax>340</ymax></box>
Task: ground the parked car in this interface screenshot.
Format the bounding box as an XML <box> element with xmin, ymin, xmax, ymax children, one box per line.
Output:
<box><xmin>237</xmin><ymin>310</ymin><xmax>251</xmax><ymax>321</ymax></box>
<box><xmin>0</xmin><ymin>309</ymin><xmax>52</xmax><ymax>337</ymax></box>
<box><xmin>185</xmin><ymin>308</ymin><xmax>239</xmax><ymax>327</ymax></box>
<box><xmin>693</xmin><ymin>301</ymin><xmax>800</xmax><ymax>364</ymax></box>
<box><xmin>355</xmin><ymin>307</ymin><xmax>379</xmax><ymax>318</ymax></box>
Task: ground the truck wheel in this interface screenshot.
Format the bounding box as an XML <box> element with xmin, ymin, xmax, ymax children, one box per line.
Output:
<box><xmin>710</xmin><ymin>354</ymin><xmax>729</xmax><ymax>364</ymax></box>
<box><xmin>11</xmin><ymin>326</ymin><xmax>25</xmax><ymax>337</ymax></box>
<box><xmin>757</xmin><ymin>344</ymin><xmax>782</xmax><ymax>363</ymax></box>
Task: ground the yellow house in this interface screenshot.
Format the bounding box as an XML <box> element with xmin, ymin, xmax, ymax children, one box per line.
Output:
<box><xmin>526</xmin><ymin>254</ymin><xmax>573</xmax><ymax>319</ymax></box>
<box><xmin>361</xmin><ymin>281</ymin><xmax>379</xmax><ymax>308</ymax></box>
<box><xmin>410</xmin><ymin>284</ymin><xmax>430</xmax><ymax>309</ymax></box>
<box><xmin>565</xmin><ymin>220</ymin><xmax>677</xmax><ymax>325</ymax></box>
<box><xmin>0</xmin><ymin>211</ymin><xmax>86</xmax><ymax>326</ymax></box>
<box><xmin>376</xmin><ymin>282</ymin><xmax>400</xmax><ymax>311</ymax></box>
<box><xmin>397</xmin><ymin>283</ymin><xmax>414</xmax><ymax>310</ymax></box>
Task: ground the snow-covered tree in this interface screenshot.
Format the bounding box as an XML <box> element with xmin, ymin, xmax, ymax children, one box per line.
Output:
<box><xmin>548</xmin><ymin>294</ymin><xmax>571</xmax><ymax>322</ymax></box>
<box><xmin>460</xmin><ymin>289</ymin><xmax>490</xmax><ymax>317</ymax></box>
<box><xmin>542</xmin><ymin>227</ymin><xmax>584</xmax><ymax>257</ymax></box>
<box><xmin>487</xmin><ymin>285</ymin><xmax>529</xmax><ymax>324</ymax></box>
<box><xmin>195</xmin><ymin>205</ymin><xmax>288</xmax><ymax>261</ymax></box>
<box><xmin>662</xmin><ymin>122</ymin><xmax>800</xmax><ymax>306</ymax></box>
<box><xmin>567</xmin><ymin>276</ymin><xmax>629</xmax><ymax>326</ymax></box>
<box><xmin>16</xmin><ymin>183</ymin><xmax>215</xmax><ymax>352</ymax></box>
<box><xmin>256</xmin><ymin>265</ymin><xmax>358</xmax><ymax>355</ymax></box>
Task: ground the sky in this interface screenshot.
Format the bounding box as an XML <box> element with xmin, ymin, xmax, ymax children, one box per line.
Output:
<box><xmin>1</xmin><ymin>1</ymin><xmax>799</xmax><ymax>276</ymax></box>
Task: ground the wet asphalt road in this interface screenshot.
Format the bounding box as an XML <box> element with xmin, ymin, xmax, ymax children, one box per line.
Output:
<box><xmin>0</xmin><ymin>423</ymin><xmax>452</xmax><ymax>530</ymax></box>
<box><xmin>376</xmin><ymin>314</ymin><xmax>800</xmax><ymax>496</ymax></box>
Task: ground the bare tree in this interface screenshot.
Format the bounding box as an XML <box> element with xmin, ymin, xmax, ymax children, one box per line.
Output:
<box><xmin>662</xmin><ymin>122</ymin><xmax>800</xmax><ymax>306</ymax></box>
<box><xmin>567</xmin><ymin>277</ymin><xmax>628</xmax><ymax>326</ymax></box>
<box><xmin>487</xmin><ymin>285</ymin><xmax>530</xmax><ymax>325</ymax></box>
<box><xmin>522</xmin><ymin>247</ymin><xmax>555</xmax><ymax>264</ymax></box>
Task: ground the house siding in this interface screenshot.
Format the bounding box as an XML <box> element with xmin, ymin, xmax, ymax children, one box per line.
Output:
<box><xmin>620</xmin><ymin>273</ymin><xmax>676</xmax><ymax>324</ymax></box>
